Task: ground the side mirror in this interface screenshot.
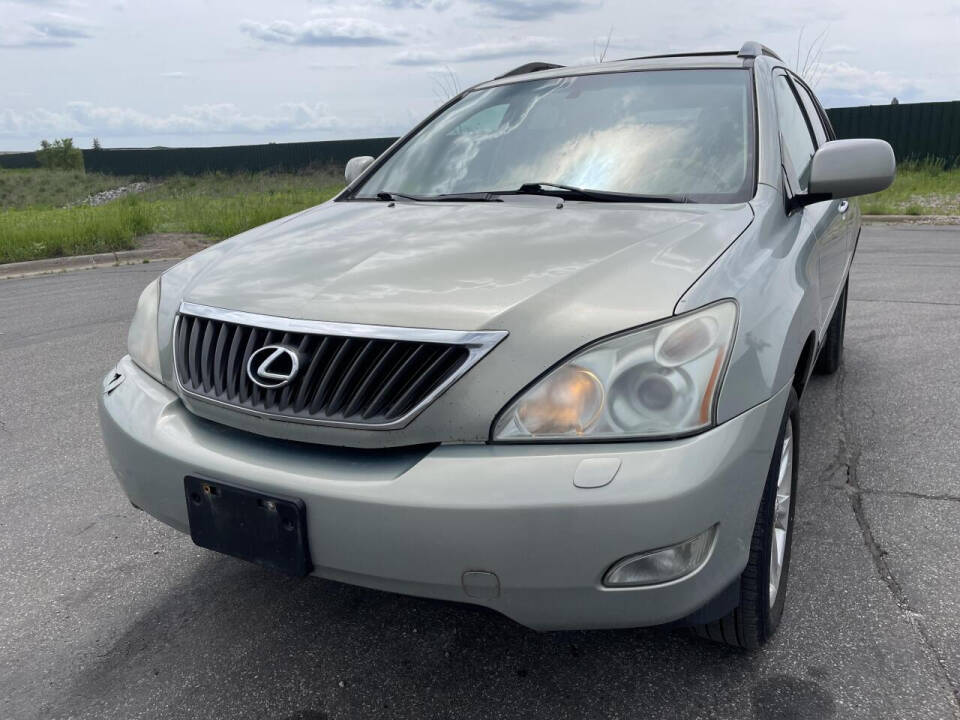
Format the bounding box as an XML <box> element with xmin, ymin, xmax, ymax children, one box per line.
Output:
<box><xmin>792</xmin><ymin>139</ymin><xmax>896</xmax><ymax>211</ymax></box>
<box><xmin>344</xmin><ymin>156</ymin><xmax>375</xmax><ymax>185</ymax></box>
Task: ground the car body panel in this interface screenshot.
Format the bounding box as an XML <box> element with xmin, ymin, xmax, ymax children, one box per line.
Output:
<box><xmin>677</xmin><ymin>184</ymin><xmax>821</xmax><ymax>423</ymax></box>
<box><xmin>157</xmin><ymin>199</ymin><xmax>753</xmax><ymax>447</ymax></box>
<box><xmin>100</xmin><ymin>356</ymin><xmax>790</xmax><ymax>630</ymax></box>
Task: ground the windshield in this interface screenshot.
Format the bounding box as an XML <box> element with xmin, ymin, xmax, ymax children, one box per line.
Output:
<box><xmin>353</xmin><ymin>69</ymin><xmax>755</xmax><ymax>203</ymax></box>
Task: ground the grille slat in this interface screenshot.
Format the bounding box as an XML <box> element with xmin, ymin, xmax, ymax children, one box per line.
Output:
<box><xmin>342</xmin><ymin>341</ymin><xmax>400</xmax><ymax>418</ymax></box>
<box><xmin>238</xmin><ymin>328</ymin><xmax>261</xmax><ymax>404</ymax></box>
<box><xmin>176</xmin><ymin>314</ymin><xmax>192</xmax><ymax>386</ymax></box>
<box><xmin>187</xmin><ymin>317</ymin><xmax>201</xmax><ymax>384</ymax></box>
<box><xmin>326</xmin><ymin>340</ymin><xmax>382</xmax><ymax>416</ymax></box>
<box><xmin>385</xmin><ymin>345</ymin><xmax>463</xmax><ymax>419</ymax></box>
<box><xmin>212</xmin><ymin>323</ymin><xmax>230</xmax><ymax>398</ymax></box>
<box><xmin>224</xmin><ymin>324</ymin><xmax>246</xmax><ymax>401</ymax></box>
<box><xmin>292</xmin><ymin>336</ymin><xmax>333</xmax><ymax>413</ymax></box>
<box><xmin>175</xmin><ymin>312</ymin><xmax>476</xmax><ymax>427</ymax></box>
<box><xmin>309</xmin><ymin>338</ymin><xmax>355</xmax><ymax>415</ymax></box>
<box><xmin>361</xmin><ymin>345</ymin><xmax>428</xmax><ymax>420</ymax></box>
<box><xmin>199</xmin><ymin>320</ymin><xmax>216</xmax><ymax>393</ymax></box>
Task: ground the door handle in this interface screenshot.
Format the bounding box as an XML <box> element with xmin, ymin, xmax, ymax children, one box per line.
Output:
<box><xmin>838</xmin><ymin>200</ymin><xmax>849</xmax><ymax>214</ymax></box>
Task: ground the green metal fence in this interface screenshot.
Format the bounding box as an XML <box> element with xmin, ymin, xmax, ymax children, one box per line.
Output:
<box><xmin>1</xmin><ymin>100</ymin><xmax>958</xmax><ymax>175</ymax></box>
<box><xmin>826</xmin><ymin>101</ymin><xmax>960</xmax><ymax>167</ymax></box>
<box><xmin>0</xmin><ymin>137</ymin><xmax>399</xmax><ymax>174</ymax></box>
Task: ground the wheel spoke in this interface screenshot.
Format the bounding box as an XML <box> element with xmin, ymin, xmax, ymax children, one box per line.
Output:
<box><xmin>768</xmin><ymin>418</ymin><xmax>794</xmax><ymax>609</ymax></box>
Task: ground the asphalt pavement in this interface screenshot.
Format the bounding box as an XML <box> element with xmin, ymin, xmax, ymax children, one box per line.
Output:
<box><xmin>1</xmin><ymin>225</ymin><xmax>959</xmax><ymax>720</ymax></box>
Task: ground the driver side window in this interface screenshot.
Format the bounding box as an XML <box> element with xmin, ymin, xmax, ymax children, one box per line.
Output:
<box><xmin>773</xmin><ymin>74</ymin><xmax>817</xmax><ymax>192</ymax></box>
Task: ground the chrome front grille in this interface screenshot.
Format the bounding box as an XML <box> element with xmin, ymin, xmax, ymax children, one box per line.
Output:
<box><xmin>173</xmin><ymin>302</ymin><xmax>506</xmax><ymax>429</ymax></box>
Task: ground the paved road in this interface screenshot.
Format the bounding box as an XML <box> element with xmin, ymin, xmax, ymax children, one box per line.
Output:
<box><xmin>2</xmin><ymin>225</ymin><xmax>959</xmax><ymax>720</ymax></box>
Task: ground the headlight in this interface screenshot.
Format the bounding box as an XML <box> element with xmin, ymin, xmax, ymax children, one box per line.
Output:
<box><xmin>493</xmin><ymin>300</ymin><xmax>737</xmax><ymax>441</ymax></box>
<box><xmin>127</xmin><ymin>278</ymin><xmax>162</xmax><ymax>382</ymax></box>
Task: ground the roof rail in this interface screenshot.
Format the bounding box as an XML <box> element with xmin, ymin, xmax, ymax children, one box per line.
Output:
<box><xmin>495</xmin><ymin>62</ymin><xmax>564</xmax><ymax>80</ymax></box>
<box><xmin>619</xmin><ymin>49</ymin><xmax>738</xmax><ymax>62</ymax></box>
<box><xmin>737</xmin><ymin>41</ymin><xmax>782</xmax><ymax>61</ymax></box>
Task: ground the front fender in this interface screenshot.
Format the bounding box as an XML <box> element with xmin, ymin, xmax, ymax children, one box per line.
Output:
<box><xmin>676</xmin><ymin>184</ymin><xmax>821</xmax><ymax>423</ymax></box>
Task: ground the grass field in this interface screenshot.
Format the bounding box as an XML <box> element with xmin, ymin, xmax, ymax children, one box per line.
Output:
<box><xmin>0</xmin><ymin>169</ymin><xmax>134</xmax><ymax>210</ymax></box>
<box><xmin>0</xmin><ymin>168</ymin><xmax>344</xmax><ymax>263</ymax></box>
<box><xmin>859</xmin><ymin>160</ymin><xmax>960</xmax><ymax>215</ymax></box>
<box><xmin>1</xmin><ymin>162</ymin><xmax>958</xmax><ymax>265</ymax></box>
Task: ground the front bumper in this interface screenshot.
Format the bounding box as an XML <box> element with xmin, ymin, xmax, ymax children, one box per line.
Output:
<box><xmin>99</xmin><ymin>355</ymin><xmax>789</xmax><ymax>631</ymax></box>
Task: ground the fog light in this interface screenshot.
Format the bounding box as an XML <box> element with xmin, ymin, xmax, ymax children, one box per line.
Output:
<box><xmin>603</xmin><ymin>525</ymin><xmax>717</xmax><ymax>587</ymax></box>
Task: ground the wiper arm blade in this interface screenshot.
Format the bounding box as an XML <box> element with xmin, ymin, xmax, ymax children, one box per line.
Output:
<box><xmin>433</xmin><ymin>192</ymin><xmax>502</xmax><ymax>202</ymax></box>
<box><xmin>377</xmin><ymin>191</ymin><xmax>425</xmax><ymax>202</ymax></box>
<box><xmin>512</xmin><ymin>182</ymin><xmax>680</xmax><ymax>203</ymax></box>
<box><xmin>377</xmin><ymin>191</ymin><xmax>502</xmax><ymax>202</ymax></box>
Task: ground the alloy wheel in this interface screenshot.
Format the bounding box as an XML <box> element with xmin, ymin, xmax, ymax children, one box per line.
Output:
<box><xmin>769</xmin><ymin>418</ymin><xmax>793</xmax><ymax>608</ymax></box>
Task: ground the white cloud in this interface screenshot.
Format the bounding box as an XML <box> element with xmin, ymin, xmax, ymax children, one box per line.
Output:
<box><xmin>0</xmin><ymin>0</ymin><xmax>955</xmax><ymax>151</ymax></box>
<box><xmin>466</xmin><ymin>0</ymin><xmax>595</xmax><ymax>21</ymax></box>
<box><xmin>811</xmin><ymin>61</ymin><xmax>918</xmax><ymax>106</ymax></box>
<box><xmin>28</xmin><ymin>11</ymin><xmax>93</xmax><ymax>38</ymax></box>
<box><xmin>0</xmin><ymin>102</ymin><xmax>343</xmax><ymax>137</ymax></box>
<box><xmin>0</xmin><ymin>11</ymin><xmax>94</xmax><ymax>47</ymax></box>
<box><xmin>377</xmin><ymin>0</ymin><xmax>451</xmax><ymax>9</ymax></box>
<box><xmin>239</xmin><ymin>17</ymin><xmax>406</xmax><ymax>46</ymax></box>
<box><xmin>824</xmin><ymin>44</ymin><xmax>857</xmax><ymax>56</ymax></box>
<box><xmin>391</xmin><ymin>49</ymin><xmax>443</xmax><ymax>66</ymax></box>
<box><xmin>391</xmin><ymin>35</ymin><xmax>557</xmax><ymax>65</ymax></box>
<box><xmin>5</xmin><ymin>0</ymin><xmax>83</xmax><ymax>6</ymax></box>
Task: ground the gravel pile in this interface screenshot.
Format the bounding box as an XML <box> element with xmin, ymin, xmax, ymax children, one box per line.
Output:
<box><xmin>69</xmin><ymin>181</ymin><xmax>151</xmax><ymax>207</ymax></box>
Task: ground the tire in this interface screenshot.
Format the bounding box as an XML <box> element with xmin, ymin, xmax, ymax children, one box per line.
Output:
<box><xmin>694</xmin><ymin>388</ymin><xmax>799</xmax><ymax>649</ymax></box>
<box><xmin>814</xmin><ymin>279</ymin><xmax>848</xmax><ymax>375</ymax></box>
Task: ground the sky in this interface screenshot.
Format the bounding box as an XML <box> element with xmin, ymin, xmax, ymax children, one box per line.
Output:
<box><xmin>1</xmin><ymin>0</ymin><xmax>958</xmax><ymax>151</ymax></box>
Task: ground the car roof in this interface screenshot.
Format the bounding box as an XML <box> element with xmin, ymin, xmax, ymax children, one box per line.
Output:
<box><xmin>473</xmin><ymin>45</ymin><xmax>779</xmax><ymax>90</ymax></box>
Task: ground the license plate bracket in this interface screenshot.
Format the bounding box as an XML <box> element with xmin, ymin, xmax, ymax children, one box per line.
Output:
<box><xmin>184</xmin><ymin>476</ymin><xmax>312</xmax><ymax>577</ymax></box>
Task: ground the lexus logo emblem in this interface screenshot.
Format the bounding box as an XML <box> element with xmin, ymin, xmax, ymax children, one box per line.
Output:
<box><xmin>246</xmin><ymin>345</ymin><xmax>300</xmax><ymax>389</ymax></box>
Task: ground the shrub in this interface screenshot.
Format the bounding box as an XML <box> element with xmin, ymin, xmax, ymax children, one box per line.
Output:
<box><xmin>36</xmin><ymin>138</ymin><xmax>85</xmax><ymax>172</ymax></box>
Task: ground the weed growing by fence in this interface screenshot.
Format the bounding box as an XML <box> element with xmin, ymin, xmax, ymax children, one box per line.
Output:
<box><xmin>0</xmin><ymin>169</ymin><xmax>131</xmax><ymax>210</ymax></box>
<box><xmin>0</xmin><ymin>169</ymin><xmax>344</xmax><ymax>263</ymax></box>
<box><xmin>859</xmin><ymin>159</ymin><xmax>960</xmax><ymax>215</ymax></box>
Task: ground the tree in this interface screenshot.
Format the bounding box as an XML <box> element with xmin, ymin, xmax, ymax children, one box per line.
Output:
<box><xmin>37</xmin><ymin>138</ymin><xmax>84</xmax><ymax>171</ymax></box>
<box><xmin>92</xmin><ymin>137</ymin><xmax>103</xmax><ymax>150</ymax></box>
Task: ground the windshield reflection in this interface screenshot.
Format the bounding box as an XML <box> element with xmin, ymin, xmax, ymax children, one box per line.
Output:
<box><xmin>356</xmin><ymin>69</ymin><xmax>754</xmax><ymax>203</ymax></box>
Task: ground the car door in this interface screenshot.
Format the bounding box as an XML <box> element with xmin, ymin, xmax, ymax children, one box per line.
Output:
<box><xmin>771</xmin><ymin>70</ymin><xmax>849</xmax><ymax>332</ymax></box>
<box><xmin>793</xmin><ymin>78</ymin><xmax>860</xmax><ymax>292</ymax></box>
<box><xmin>793</xmin><ymin>76</ymin><xmax>859</xmax><ymax>317</ymax></box>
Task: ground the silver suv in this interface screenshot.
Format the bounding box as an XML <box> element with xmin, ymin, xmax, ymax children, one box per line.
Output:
<box><xmin>99</xmin><ymin>42</ymin><xmax>894</xmax><ymax>648</ymax></box>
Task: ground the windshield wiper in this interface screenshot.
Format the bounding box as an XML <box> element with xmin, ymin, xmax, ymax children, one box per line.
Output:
<box><xmin>508</xmin><ymin>182</ymin><xmax>681</xmax><ymax>204</ymax></box>
<box><xmin>376</xmin><ymin>191</ymin><xmax>502</xmax><ymax>202</ymax></box>
<box><xmin>377</xmin><ymin>191</ymin><xmax>425</xmax><ymax>202</ymax></box>
<box><xmin>434</xmin><ymin>192</ymin><xmax>502</xmax><ymax>202</ymax></box>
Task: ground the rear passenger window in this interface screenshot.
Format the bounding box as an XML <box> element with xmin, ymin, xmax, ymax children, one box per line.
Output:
<box><xmin>773</xmin><ymin>76</ymin><xmax>816</xmax><ymax>191</ymax></box>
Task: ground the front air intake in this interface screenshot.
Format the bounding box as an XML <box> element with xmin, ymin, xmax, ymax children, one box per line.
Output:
<box><xmin>173</xmin><ymin>302</ymin><xmax>506</xmax><ymax>429</ymax></box>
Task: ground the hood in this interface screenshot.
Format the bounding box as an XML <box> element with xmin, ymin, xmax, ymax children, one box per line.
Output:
<box><xmin>180</xmin><ymin>197</ymin><xmax>753</xmax><ymax>334</ymax></box>
<box><xmin>158</xmin><ymin>197</ymin><xmax>754</xmax><ymax>448</ymax></box>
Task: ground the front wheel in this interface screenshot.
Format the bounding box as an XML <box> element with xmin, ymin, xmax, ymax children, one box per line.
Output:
<box><xmin>694</xmin><ymin>388</ymin><xmax>799</xmax><ymax>649</ymax></box>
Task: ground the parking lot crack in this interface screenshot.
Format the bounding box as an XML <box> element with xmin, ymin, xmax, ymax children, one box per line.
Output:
<box><xmin>850</xmin><ymin>298</ymin><xmax>960</xmax><ymax>308</ymax></box>
<box><xmin>835</xmin><ymin>364</ymin><xmax>960</xmax><ymax>714</ymax></box>
<box><xmin>857</xmin><ymin>488</ymin><xmax>960</xmax><ymax>503</ymax></box>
